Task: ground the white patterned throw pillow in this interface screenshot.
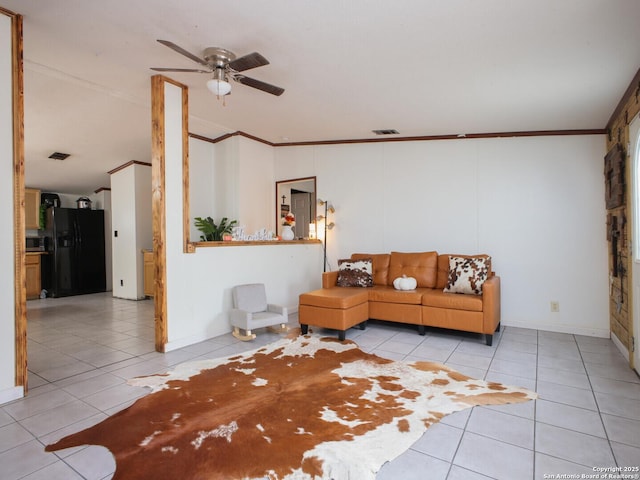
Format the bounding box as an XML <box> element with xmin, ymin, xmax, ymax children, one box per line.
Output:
<box><xmin>444</xmin><ymin>256</ymin><xmax>490</xmax><ymax>295</ymax></box>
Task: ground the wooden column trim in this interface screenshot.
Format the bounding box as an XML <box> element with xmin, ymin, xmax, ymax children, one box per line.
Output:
<box><xmin>181</xmin><ymin>83</ymin><xmax>193</xmax><ymax>253</ymax></box>
<box><xmin>151</xmin><ymin>75</ymin><xmax>168</xmax><ymax>352</ymax></box>
<box><xmin>9</xmin><ymin>11</ymin><xmax>27</xmax><ymax>392</ymax></box>
<box><xmin>3</xmin><ymin>8</ymin><xmax>27</xmax><ymax>393</ymax></box>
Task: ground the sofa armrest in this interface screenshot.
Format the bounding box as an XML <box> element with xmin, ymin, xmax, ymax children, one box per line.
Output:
<box><xmin>482</xmin><ymin>275</ymin><xmax>501</xmax><ymax>333</ymax></box>
<box><xmin>322</xmin><ymin>271</ymin><xmax>339</xmax><ymax>288</ymax></box>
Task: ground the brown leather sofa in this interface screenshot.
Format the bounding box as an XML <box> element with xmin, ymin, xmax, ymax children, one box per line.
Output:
<box><xmin>298</xmin><ymin>251</ymin><xmax>501</xmax><ymax>345</ymax></box>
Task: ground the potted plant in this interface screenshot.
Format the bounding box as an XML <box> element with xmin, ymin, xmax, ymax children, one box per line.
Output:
<box><xmin>281</xmin><ymin>213</ymin><xmax>295</xmax><ymax>240</ymax></box>
<box><xmin>194</xmin><ymin>216</ymin><xmax>238</xmax><ymax>241</ymax></box>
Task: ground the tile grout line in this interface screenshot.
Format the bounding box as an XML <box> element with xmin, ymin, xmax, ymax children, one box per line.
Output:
<box><xmin>574</xmin><ymin>335</ymin><xmax>622</xmax><ymax>469</ymax></box>
<box><xmin>532</xmin><ymin>328</ymin><xmax>540</xmax><ymax>480</ymax></box>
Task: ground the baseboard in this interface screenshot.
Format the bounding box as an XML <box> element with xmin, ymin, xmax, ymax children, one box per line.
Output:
<box><xmin>112</xmin><ymin>294</ymin><xmax>146</xmax><ymax>301</ymax></box>
<box><xmin>164</xmin><ymin>330</ymin><xmax>228</xmax><ymax>352</ymax></box>
<box><xmin>0</xmin><ymin>386</ymin><xmax>24</xmax><ymax>406</ymax></box>
<box><xmin>164</xmin><ymin>309</ymin><xmax>299</xmax><ymax>352</ymax></box>
<box><xmin>502</xmin><ymin>321</ymin><xmax>610</xmax><ymax>338</ymax></box>
<box><xmin>610</xmin><ymin>331</ymin><xmax>630</xmax><ymax>360</ymax></box>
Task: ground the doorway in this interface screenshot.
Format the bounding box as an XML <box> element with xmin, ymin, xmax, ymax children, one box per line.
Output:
<box><xmin>291</xmin><ymin>191</ymin><xmax>312</xmax><ymax>239</ymax></box>
<box><xmin>8</xmin><ymin>12</ymin><xmax>156</xmax><ymax>394</ymax></box>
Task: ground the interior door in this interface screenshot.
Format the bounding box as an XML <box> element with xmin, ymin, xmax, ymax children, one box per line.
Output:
<box><xmin>291</xmin><ymin>192</ymin><xmax>312</xmax><ymax>239</ymax></box>
<box><xmin>630</xmin><ymin>113</ymin><xmax>640</xmax><ymax>374</ymax></box>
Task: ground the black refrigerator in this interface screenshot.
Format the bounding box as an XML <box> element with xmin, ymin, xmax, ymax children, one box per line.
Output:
<box><xmin>43</xmin><ymin>207</ymin><xmax>106</xmax><ymax>297</ymax></box>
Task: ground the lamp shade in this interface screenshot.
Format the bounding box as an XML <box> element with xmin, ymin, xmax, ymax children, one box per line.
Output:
<box><xmin>206</xmin><ymin>78</ymin><xmax>232</xmax><ymax>96</ymax></box>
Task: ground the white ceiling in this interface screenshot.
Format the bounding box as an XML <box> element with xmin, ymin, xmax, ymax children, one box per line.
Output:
<box><xmin>3</xmin><ymin>0</ymin><xmax>640</xmax><ymax>194</ymax></box>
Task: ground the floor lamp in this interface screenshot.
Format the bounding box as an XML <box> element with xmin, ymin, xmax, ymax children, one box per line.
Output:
<box><xmin>317</xmin><ymin>199</ymin><xmax>335</xmax><ymax>272</ymax></box>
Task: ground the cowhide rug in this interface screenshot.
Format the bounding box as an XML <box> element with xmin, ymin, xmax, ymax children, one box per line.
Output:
<box><xmin>46</xmin><ymin>334</ymin><xmax>537</xmax><ymax>480</ymax></box>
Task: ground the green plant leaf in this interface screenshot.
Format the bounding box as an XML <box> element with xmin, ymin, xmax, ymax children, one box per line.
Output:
<box><xmin>194</xmin><ymin>216</ymin><xmax>238</xmax><ymax>241</ymax></box>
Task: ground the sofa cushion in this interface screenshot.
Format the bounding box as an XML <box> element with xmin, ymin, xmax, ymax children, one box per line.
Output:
<box><xmin>436</xmin><ymin>254</ymin><xmax>492</xmax><ymax>289</ymax></box>
<box><xmin>351</xmin><ymin>253</ymin><xmax>390</xmax><ymax>286</ymax></box>
<box><xmin>299</xmin><ymin>288</ymin><xmax>369</xmax><ymax>309</ymax></box>
<box><xmin>336</xmin><ymin>258</ymin><xmax>373</xmax><ymax>287</ymax></box>
<box><xmin>367</xmin><ymin>285</ymin><xmax>425</xmax><ymax>305</ymax></box>
<box><xmin>444</xmin><ymin>256</ymin><xmax>491</xmax><ymax>295</ymax></box>
<box><xmin>388</xmin><ymin>251</ymin><xmax>438</xmax><ymax>288</ymax></box>
<box><xmin>422</xmin><ymin>289</ymin><xmax>483</xmax><ymax>312</ymax></box>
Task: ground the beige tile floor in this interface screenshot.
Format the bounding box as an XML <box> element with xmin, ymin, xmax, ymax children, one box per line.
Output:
<box><xmin>1</xmin><ymin>292</ymin><xmax>638</xmax><ymax>479</ymax></box>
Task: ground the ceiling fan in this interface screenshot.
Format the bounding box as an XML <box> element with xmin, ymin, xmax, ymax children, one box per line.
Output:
<box><xmin>151</xmin><ymin>39</ymin><xmax>284</xmax><ymax>97</ymax></box>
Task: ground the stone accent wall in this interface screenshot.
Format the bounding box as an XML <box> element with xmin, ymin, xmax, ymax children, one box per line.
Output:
<box><xmin>606</xmin><ymin>71</ymin><xmax>640</xmax><ymax>351</ymax></box>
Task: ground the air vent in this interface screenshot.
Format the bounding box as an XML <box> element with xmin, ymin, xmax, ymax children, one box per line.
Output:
<box><xmin>372</xmin><ymin>129</ymin><xmax>399</xmax><ymax>135</ymax></box>
<box><xmin>48</xmin><ymin>152</ymin><xmax>70</xmax><ymax>160</ymax></box>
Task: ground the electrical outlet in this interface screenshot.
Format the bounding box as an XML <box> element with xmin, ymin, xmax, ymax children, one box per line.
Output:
<box><xmin>550</xmin><ymin>301</ymin><xmax>559</xmax><ymax>312</ymax></box>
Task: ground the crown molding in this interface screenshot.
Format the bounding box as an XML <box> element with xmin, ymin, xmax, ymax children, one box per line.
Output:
<box><xmin>190</xmin><ymin>128</ymin><xmax>606</xmax><ymax>148</ymax></box>
<box><xmin>107</xmin><ymin>160</ymin><xmax>152</xmax><ymax>175</ymax></box>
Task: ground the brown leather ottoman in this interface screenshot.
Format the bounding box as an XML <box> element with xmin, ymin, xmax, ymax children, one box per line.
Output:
<box><xmin>298</xmin><ymin>288</ymin><xmax>369</xmax><ymax>340</ymax></box>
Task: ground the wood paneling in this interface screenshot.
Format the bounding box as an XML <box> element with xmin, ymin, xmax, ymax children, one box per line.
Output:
<box><xmin>605</xmin><ymin>68</ymin><xmax>640</xmax><ymax>366</ymax></box>
<box><xmin>604</xmin><ymin>144</ymin><xmax>625</xmax><ymax>210</ymax></box>
<box><xmin>607</xmin><ymin>67</ymin><xmax>640</xmax><ymax>130</ymax></box>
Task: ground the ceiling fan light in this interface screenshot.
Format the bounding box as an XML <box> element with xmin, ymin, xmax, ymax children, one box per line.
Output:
<box><xmin>206</xmin><ymin>78</ymin><xmax>231</xmax><ymax>96</ymax></box>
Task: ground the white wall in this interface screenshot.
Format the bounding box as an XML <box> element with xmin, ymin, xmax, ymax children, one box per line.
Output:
<box><xmin>110</xmin><ymin>163</ymin><xmax>151</xmax><ymax>299</ymax></box>
<box><xmin>189</xmin><ymin>137</ymin><xmax>216</xmax><ymax>241</ymax></box>
<box><xmin>135</xmin><ymin>165</ymin><xmax>152</xmax><ymax>289</ymax></box>
<box><xmin>162</xmin><ymin>82</ymin><xmax>323</xmax><ymax>350</ymax></box>
<box><xmin>111</xmin><ymin>167</ymin><xmax>136</xmax><ymax>298</ymax></box>
<box><xmin>213</xmin><ymin>137</ymin><xmax>239</xmax><ymax>223</ymax></box>
<box><xmin>161</xmin><ymin>81</ymin><xmax>609</xmax><ymax>350</ymax></box>
<box><xmin>237</xmin><ymin>136</ymin><xmax>275</xmax><ymax>233</ymax></box>
<box><xmin>275</xmin><ymin>135</ymin><xmax>610</xmax><ymax>337</ymax></box>
<box><xmin>0</xmin><ymin>12</ymin><xmax>22</xmax><ymax>403</ymax></box>
<box><xmin>189</xmin><ymin>135</ymin><xmax>276</xmax><ymax>240</ymax></box>
<box><xmin>165</xmin><ymin>244</ymin><xmax>323</xmax><ymax>350</ymax></box>
<box><xmin>57</xmin><ymin>192</ymin><xmax>85</xmax><ymax>208</ymax></box>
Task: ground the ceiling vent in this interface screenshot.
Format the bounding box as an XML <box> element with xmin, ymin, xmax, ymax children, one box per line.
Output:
<box><xmin>48</xmin><ymin>152</ymin><xmax>70</xmax><ymax>160</ymax></box>
<box><xmin>372</xmin><ymin>129</ymin><xmax>399</xmax><ymax>135</ymax></box>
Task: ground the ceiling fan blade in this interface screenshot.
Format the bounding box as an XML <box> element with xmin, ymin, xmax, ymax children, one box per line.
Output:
<box><xmin>227</xmin><ymin>52</ymin><xmax>269</xmax><ymax>72</ymax></box>
<box><xmin>150</xmin><ymin>67</ymin><xmax>211</xmax><ymax>73</ymax></box>
<box><xmin>234</xmin><ymin>75</ymin><xmax>284</xmax><ymax>96</ymax></box>
<box><xmin>157</xmin><ymin>39</ymin><xmax>209</xmax><ymax>67</ymax></box>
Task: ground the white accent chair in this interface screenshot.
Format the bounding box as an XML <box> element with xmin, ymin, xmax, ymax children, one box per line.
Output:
<box><xmin>230</xmin><ymin>283</ymin><xmax>289</xmax><ymax>341</ymax></box>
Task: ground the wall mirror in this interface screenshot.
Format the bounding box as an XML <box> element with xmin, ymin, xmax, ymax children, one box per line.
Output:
<box><xmin>275</xmin><ymin>176</ymin><xmax>316</xmax><ymax>239</ymax></box>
